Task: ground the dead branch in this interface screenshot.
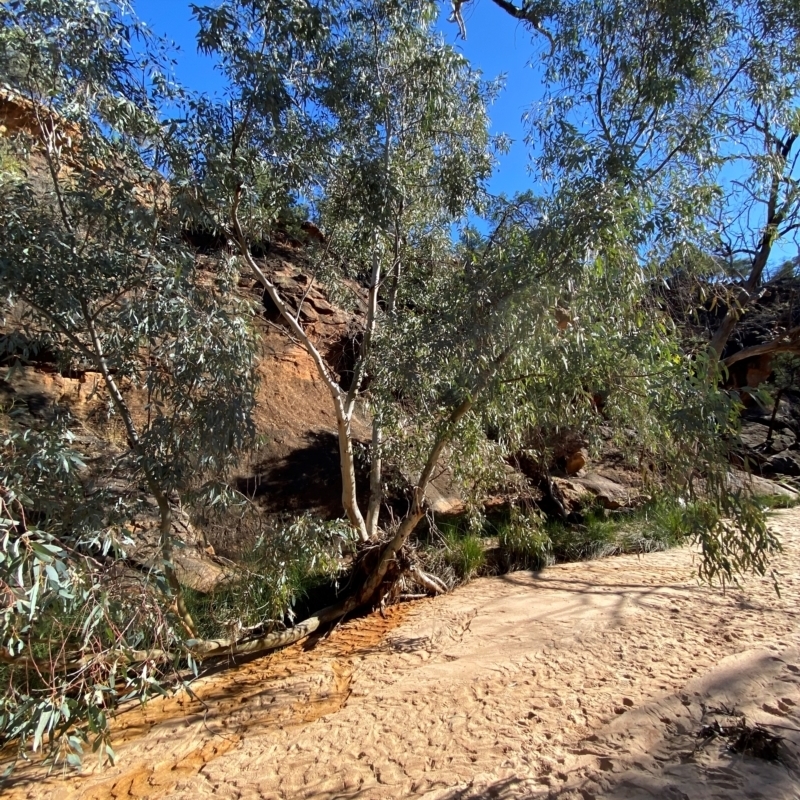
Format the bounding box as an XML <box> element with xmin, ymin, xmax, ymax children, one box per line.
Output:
<box><xmin>407</xmin><ymin>565</ymin><xmax>448</xmax><ymax>595</ymax></box>
<box><xmin>723</xmin><ymin>326</ymin><xmax>800</xmax><ymax>367</ymax></box>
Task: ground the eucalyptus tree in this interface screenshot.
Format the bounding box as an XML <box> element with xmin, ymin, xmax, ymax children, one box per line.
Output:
<box><xmin>454</xmin><ymin>0</ymin><xmax>800</xmax><ymax>361</ymax></box>
<box><xmin>0</xmin><ymin>0</ymin><xmax>257</xmax><ymax>762</ymax></box>
<box><xmin>431</xmin><ymin>0</ymin><xmax>788</xmax><ymax>574</ymax></box>
<box><xmin>185</xmin><ymin>0</ymin><xmax>499</xmax><ymax>554</ymax></box>
<box><xmin>381</xmin><ymin>178</ymin><xmax>776</xmax><ymax>583</ymax></box>
<box><xmin>183</xmin><ymin>0</ymin><xmax>782</xmax><ymax>626</ymax></box>
<box><xmin>312</xmin><ymin>0</ymin><xmax>500</xmax><ymax>541</ymax></box>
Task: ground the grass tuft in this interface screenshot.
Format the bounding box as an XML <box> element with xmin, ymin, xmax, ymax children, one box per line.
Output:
<box><xmin>440</xmin><ymin>526</ymin><xmax>487</xmax><ymax>580</ymax></box>
<box><xmin>758</xmin><ymin>492</ymin><xmax>800</xmax><ymax>511</ymax></box>
<box><xmin>494</xmin><ymin>509</ymin><xmax>552</xmax><ymax>570</ymax></box>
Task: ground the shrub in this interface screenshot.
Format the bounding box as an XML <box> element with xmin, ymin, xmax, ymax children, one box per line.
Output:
<box><xmin>440</xmin><ymin>526</ymin><xmax>486</xmax><ymax>581</ymax></box>
<box><xmin>184</xmin><ymin>512</ymin><xmax>356</xmax><ymax>642</ymax></box>
<box><xmin>496</xmin><ymin>509</ymin><xmax>552</xmax><ymax>570</ymax></box>
<box><xmin>549</xmin><ymin>514</ymin><xmax>606</xmax><ymax>560</ymax></box>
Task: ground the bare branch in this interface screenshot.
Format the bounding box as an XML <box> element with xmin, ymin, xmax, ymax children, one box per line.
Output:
<box><xmin>723</xmin><ymin>327</ymin><xmax>800</xmax><ymax>368</ymax></box>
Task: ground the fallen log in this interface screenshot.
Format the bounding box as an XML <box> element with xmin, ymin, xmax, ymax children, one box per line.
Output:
<box><xmin>2</xmin><ymin>541</ymin><xmax>448</xmax><ymax>671</ymax></box>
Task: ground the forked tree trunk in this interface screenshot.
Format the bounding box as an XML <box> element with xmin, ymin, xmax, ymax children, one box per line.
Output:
<box><xmin>231</xmin><ymin>205</ymin><xmax>371</xmax><ymax>542</ymax></box>
<box><xmin>710</xmin><ymin>133</ymin><xmax>797</xmax><ymax>360</ymax></box>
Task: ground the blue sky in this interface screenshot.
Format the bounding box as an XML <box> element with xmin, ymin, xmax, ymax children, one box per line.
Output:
<box><xmin>133</xmin><ymin>0</ymin><xmax>547</xmax><ymax>199</ymax></box>
<box><xmin>131</xmin><ymin>0</ymin><xmax>797</xmax><ymax>269</ymax></box>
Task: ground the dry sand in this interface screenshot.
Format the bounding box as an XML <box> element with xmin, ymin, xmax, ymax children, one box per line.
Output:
<box><xmin>5</xmin><ymin>509</ymin><xmax>800</xmax><ymax>800</ymax></box>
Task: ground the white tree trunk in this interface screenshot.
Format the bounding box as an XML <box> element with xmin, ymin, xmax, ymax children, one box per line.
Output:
<box><xmin>366</xmin><ymin>417</ymin><xmax>382</xmax><ymax>539</ymax></box>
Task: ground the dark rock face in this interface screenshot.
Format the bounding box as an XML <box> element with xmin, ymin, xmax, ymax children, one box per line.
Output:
<box><xmin>738</xmin><ymin>421</ymin><xmax>796</xmax><ymax>456</ymax></box>
<box><xmin>734</xmin><ymin>394</ymin><xmax>800</xmax><ymax>487</ymax></box>
<box><xmin>763</xmin><ymin>451</ymin><xmax>800</xmax><ymax>477</ymax></box>
<box><xmin>722</xmin><ymin>277</ymin><xmax>800</xmax><ymax>365</ymax></box>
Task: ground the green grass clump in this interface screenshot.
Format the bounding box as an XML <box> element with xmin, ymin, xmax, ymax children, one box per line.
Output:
<box><xmin>546</xmin><ymin>496</ymin><xmax>695</xmax><ymax>563</ymax></box>
<box><xmin>440</xmin><ymin>526</ymin><xmax>487</xmax><ymax>580</ymax></box>
<box><xmin>495</xmin><ymin>509</ymin><xmax>552</xmax><ymax>570</ymax></box>
<box><xmin>547</xmin><ymin>510</ymin><xmax>621</xmax><ymax>561</ymax></box>
<box><xmin>758</xmin><ymin>492</ymin><xmax>800</xmax><ymax>511</ymax></box>
<box><xmin>646</xmin><ymin>498</ymin><xmax>693</xmax><ymax>545</ymax></box>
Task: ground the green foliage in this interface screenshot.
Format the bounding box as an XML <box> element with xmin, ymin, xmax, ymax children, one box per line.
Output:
<box><xmin>646</xmin><ymin>500</ymin><xmax>694</xmax><ymax>546</ymax></box>
<box><xmin>648</xmin><ymin>353</ymin><xmax>780</xmax><ymax>584</ymax></box>
<box><xmin>184</xmin><ymin>0</ymin><xmax>332</xmax><ymax>237</ymax></box>
<box><xmin>530</xmin><ymin>0</ymin><xmax>800</xmax><ymax>233</ymax></box>
<box><xmin>424</xmin><ymin>494</ymin><xmax>715</xmax><ymax>583</ymax></box>
<box><xmin>545</xmin><ymin>498</ymin><xmax>692</xmax><ymax>562</ymax></box>
<box><xmin>772</xmin><ymin>353</ymin><xmax>800</xmax><ymax>392</ymax></box>
<box><xmin>315</xmin><ymin>0</ymin><xmax>497</xmax><ymax>272</ymax></box>
<box><xmin>521</xmin><ymin>0</ymin><xmax>800</xmax><ymax>312</ymax></box>
<box><xmin>0</xmin><ymin>0</ymin><xmax>259</xmax><ymax>769</ymax></box>
<box><xmin>682</xmin><ymin>496</ymin><xmax>780</xmax><ymax>587</ymax></box>
<box><xmin>184</xmin><ymin>513</ymin><xmax>356</xmax><ymax>641</ymax></box>
<box><xmin>438</xmin><ymin>524</ymin><xmax>486</xmax><ymax>581</ymax></box>
<box><xmin>0</xmin><ymin>138</ymin><xmax>22</xmax><ymax>180</ymax></box>
<box><xmin>773</xmin><ymin>257</ymin><xmax>800</xmax><ymax>281</ymax></box>
<box><xmin>495</xmin><ymin>509</ymin><xmax>552</xmax><ymax>570</ymax></box>
<box><xmin>547</xmin><ymin>511</ymin><xmax>626</xmax><ymax>561</ymax></box>
<box><xmin>0</xmin><ymin>0</ymin><xmax>793</xmax><ymax>773</ymax></box>
<box><xmin>0</xmin><ymin>423</ymin><xmax>177</xmax><ymax>770</ymax></box>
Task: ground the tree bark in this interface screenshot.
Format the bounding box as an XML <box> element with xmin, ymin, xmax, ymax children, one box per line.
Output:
<box><xmin>366</xmin><ymin>417</ymin><xmax>382</xmax><ymax>540</ymax></box>
<box><xmin>722</xmin><ymin>326</ymin><xmax>800</xmax><ymax>368</ymax></box>
<box><xmin>485</xmin><ymin>0</ymin><xmax>555</xmax><ymax>52</ymax></box>
<box><xmin>345</xmin><ymin>232</ymin><xmax>382</xmax><ymax>415</ymax></box>
<box><xmin>765</xmin><ymin>387</ymin><xmax>785</xmax><ymax>449</ymax></box>
<box><xmin>709</xmin><ymin>308</ymin><xmax>743</xmax><ymax>359</ymax></box>
<box><xmin>335</xmin><ymin>400</ymin><xmax>369</xmax><ymax>541</ymax></box>
<box><xmin>230</xmin><ymin>198</ymin><xmax>370</xmax><ymax>541</ymax></box>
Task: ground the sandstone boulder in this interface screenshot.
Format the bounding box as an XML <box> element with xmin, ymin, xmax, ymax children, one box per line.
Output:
<box><xmin>564</xmin><ymin>448</ymin><xmax>588</xmax><ymax>476</ymax></box>
<box><xmin>571</xmin><ymin>472</ymin><xmax>638</xmax><ymax>510</ymax></box>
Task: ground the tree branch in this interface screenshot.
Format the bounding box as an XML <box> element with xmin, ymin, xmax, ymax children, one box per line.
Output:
<box><xmin>723</xmin><ymin>327</ymin><xmax>800</xmax><ymax>368</ymax></box>
<box><xmin>485</xmin><ymin>0</ymin><xmax>555</xmax><ymax>53</ymax></box>
<box><xmin>80</xmin><ymin>299</ymin><xmax>197</xmax><ymax>636</ymax></box>
<box><xmin>229</xmin><ymin>189</ymin><xmax>369</xmax><ymax>541</ymax></box>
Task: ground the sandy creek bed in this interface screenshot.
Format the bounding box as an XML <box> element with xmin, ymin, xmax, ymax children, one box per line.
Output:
<box><xmin>4</xmin><ymin>509</ymin><xmax>800</xmax><ymax>800</ymax></box>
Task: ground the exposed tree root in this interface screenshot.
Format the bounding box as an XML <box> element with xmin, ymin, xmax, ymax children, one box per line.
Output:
<box><xmin>407</xmin><ymin>565</ymin><xmax>448</xmax><ymax>595</ymax></box>
<box><xmin>188</xmin><ymin>543</ymin><xmax>448</xmax><ymax>660</ymax></box>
